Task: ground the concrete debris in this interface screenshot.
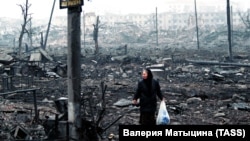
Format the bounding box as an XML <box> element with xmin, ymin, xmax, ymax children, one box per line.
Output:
<box><xmin>1</xmin><ymin>47</ymin><xmax>250</xmax><ymax>140</ymax></box>
<box><xmin>113</xmin><ymin>98</ymin><xmax>132</xmax><ymax>107</ymax></box>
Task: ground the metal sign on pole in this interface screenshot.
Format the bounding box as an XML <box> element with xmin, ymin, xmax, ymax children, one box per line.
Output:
<box><xmin>60</xmin><ymin>0</ymin><xmax>83</xmax><ymax>9</ymax></box>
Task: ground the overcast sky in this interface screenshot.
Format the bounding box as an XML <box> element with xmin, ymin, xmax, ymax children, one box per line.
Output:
<box><xmin>0</xmin><ymin>0</ymin><xmax>249</xmax><ymax>19</ymax></box>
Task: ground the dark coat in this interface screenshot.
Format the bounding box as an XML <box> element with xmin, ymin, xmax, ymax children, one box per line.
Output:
<box><xmin>133</xmin><ymin>78</ymin><xmax>163</xmax><ymax>113</ymax></box>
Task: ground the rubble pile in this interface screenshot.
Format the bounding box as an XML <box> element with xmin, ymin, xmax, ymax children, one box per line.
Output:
<box><xmin>1</xmin><ymin>46</ymin><xmax>250</xmax><ymax>140</ymax></box>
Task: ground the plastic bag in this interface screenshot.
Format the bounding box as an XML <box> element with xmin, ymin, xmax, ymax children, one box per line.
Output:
<box><xmin>156</xmin><ymin>100</ymin><xmax>170</xmax><ymax>125</ymax></box>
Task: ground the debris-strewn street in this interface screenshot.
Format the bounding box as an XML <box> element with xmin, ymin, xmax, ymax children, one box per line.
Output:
<box><xmin>0</xmin><ymin>1</ymin><xmax>250</xmax><ymax>140</ymax></box>
<box><xmin>1</xmin><ymin>45</ymin><xmax>250</xmax><ymax>140</ymax></box>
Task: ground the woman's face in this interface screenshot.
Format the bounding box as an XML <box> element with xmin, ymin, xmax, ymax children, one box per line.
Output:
<box><xmin>142</xmin><ymin>70</ymin><xmax>148</xmax><ymax>80</ymax></box>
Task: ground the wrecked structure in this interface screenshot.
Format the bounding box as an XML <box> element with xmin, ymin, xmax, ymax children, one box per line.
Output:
<box><xmin>1</xmin><ymin>46</ymin><xmax>250</xmax><ymax>140</ymax></box>
<box><xmin>0</xmin><ymin>0</ymin><xmax>250</xmax><ymax>140</ymax></box>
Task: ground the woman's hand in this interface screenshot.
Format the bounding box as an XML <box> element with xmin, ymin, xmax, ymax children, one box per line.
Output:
<box><xmin>132</xmin><ymin>99</ymin><xmax>138</xmax><ymax>105</ymax></box>
<box><xmin>162</xmin><ymin>97</ymin><xmax>165</xmax><ymax>102</ymax></box>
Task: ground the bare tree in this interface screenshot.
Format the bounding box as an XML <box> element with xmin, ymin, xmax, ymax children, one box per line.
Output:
<box><xmin>238</xmin><ymin>10</ymin><xmax>250</xmax><ymax>33</ymax></box>
<box><xmin>18</xmin><ymin>0</ymin><xmax>32</xmax><ymax>59</ymax></box>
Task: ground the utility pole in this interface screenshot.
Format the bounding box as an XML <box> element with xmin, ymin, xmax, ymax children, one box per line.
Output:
<box><xmin>231</xmin><ymin>6</ymin><xmax>233</xmax><ymax>50</ymax></box>
<box><xmin>156</xmin><ymin>7</ymin><xmax>158</xmax><ymax>46</ymax></box>
<box><xmin>60</xmin><ymin>0</ymin><xmax>83</xmax><ymax>140</ymax></box>
<box><xmin>194</xmin><ymin>0</ymin><xmax>200</xmax><ymax>50</ymax></box>
<box><xmin>67</xmin><ymin>6</ymin><xmax>82</xmax><ymax>141</ymax></box>
<box><xmin>44</xmin><ymin>0</ymin><xmax>56</xmax><ymax>50</ymax></box>
<box><xmin>227</xmin><ymin>0</ymin><xmax>233</xmax><ymax>61</ymax></box>
<box><xmin>83</xmin><ymin>11</ymin><xmax>86</xmax><ymax>48</ymax></box>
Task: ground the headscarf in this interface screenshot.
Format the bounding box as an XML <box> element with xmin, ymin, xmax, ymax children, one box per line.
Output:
<box><xmin>143</xmin><ymin>68</ymin><xmax>153</xmax><ymax>94</ymax></box>
<box><xmin>145</xmin><ymin>68</ymin><xmax>153</xmax><ymax>80</ymax></box>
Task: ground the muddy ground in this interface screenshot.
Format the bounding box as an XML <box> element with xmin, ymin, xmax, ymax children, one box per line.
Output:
<box><xmin>1</xmin><ymin>47</ymin><xmax>250</xmax><ymax>140</ymax></box>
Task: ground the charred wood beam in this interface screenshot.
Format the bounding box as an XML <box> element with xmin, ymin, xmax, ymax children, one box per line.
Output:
<box><xmin>96</xmin><ymin>81</ymin><xmax>107</xmax><ymax>127</ymax></box>
<box><xmin>101</xmin><ymin>108</ymin><xmax>136</xmax><ymax>133</ymax></box>
<box><xmin>186</xmin><ymin>59</ymin><xmax>250</xmax><ymax>67</ymax></box>
<box><xmin>0</xmin><ymin>88</ymin><xmax>40</xmax><ymax>96</ymax></box>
